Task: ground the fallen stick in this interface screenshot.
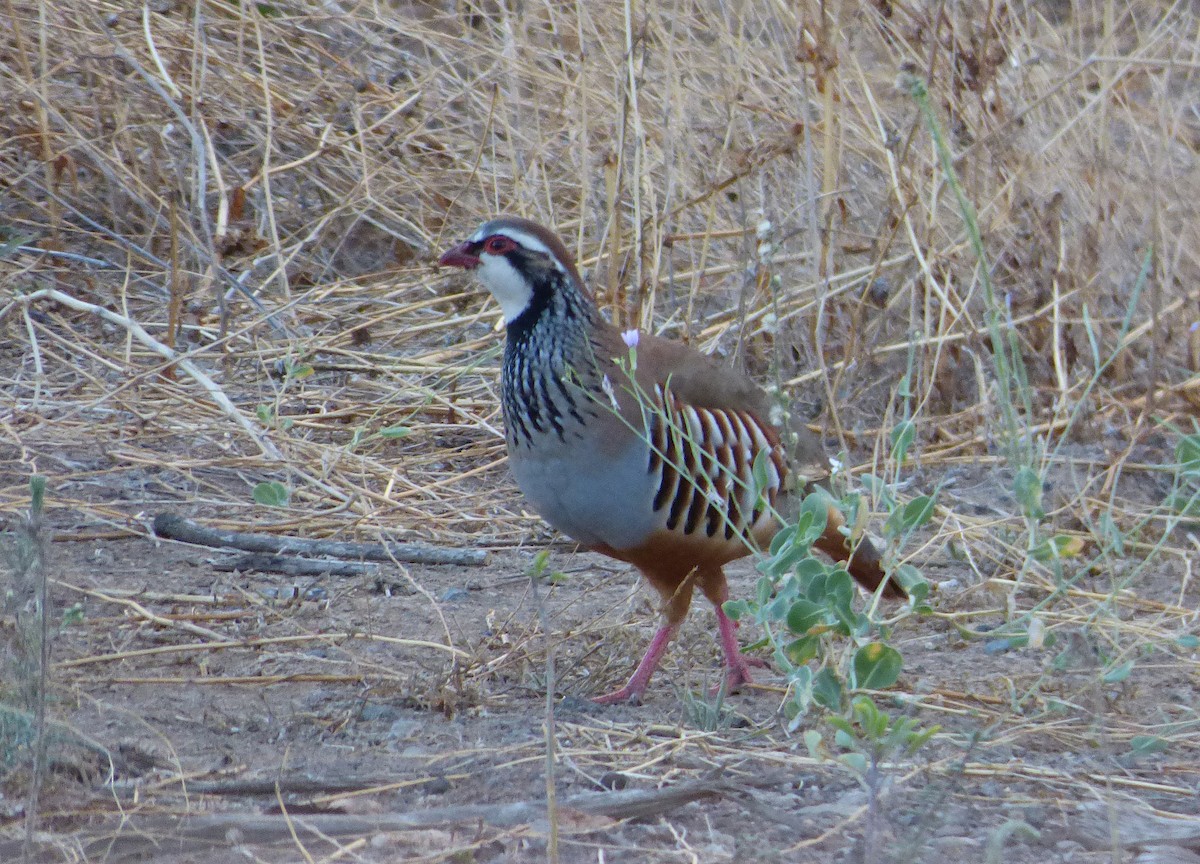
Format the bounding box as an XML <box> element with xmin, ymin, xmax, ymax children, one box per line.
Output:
<box><xmin>19</xmin><ymin>779</ymin><xmax>727</xmax><ymax>862</ymax></box>
<box><xmin>153</xmin><ymin>513</ymin><xmax>487</xmax><ymax>566</ymax></box>
<box><xmin>212</xmin><ymin>553</ymin><xmax>391</xmax><ymax>579</ymax></box>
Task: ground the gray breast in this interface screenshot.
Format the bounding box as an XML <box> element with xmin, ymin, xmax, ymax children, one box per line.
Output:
<box><xmin>507</xmin><ymin>418</ymin><xmax>659</xmax><ymax>551</ymax></box>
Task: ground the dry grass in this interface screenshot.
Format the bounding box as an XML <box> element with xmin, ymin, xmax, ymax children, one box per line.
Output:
<box><xmin>2</xmin><ymin>0</ymin><xmax>1199</xmax><ymax>860</ymax></box>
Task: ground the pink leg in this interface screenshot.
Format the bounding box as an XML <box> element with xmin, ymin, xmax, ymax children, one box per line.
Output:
<box><xmin>714</xmin><ymin>607</ymin><xmax>767</xmax><ymax>694</ymax></box>
<box><xmin>592</xmin><ymin>623</ymin><xmax>677</xmax><ymax>705</ymax></box>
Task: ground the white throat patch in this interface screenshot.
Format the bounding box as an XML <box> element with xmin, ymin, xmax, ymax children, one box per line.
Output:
<box><xmin>476</xmin><ymin>253</ymin><xmax>534</xmax><ymax>323</ymax></box>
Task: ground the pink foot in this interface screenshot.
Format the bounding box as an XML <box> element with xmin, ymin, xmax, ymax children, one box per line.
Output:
<box><xmin>592</xmin><ymin>623</ymin><xmax>676</xmax><ymax>706</ymax></box>
<box><xmin>592</xmin><ymin>683</ymin><xmax>647</xmax><ymax>705</ymax></box>
<box><xmin>712</xmin><ymin>608</ymin><xmax>768</xmax><ymax>695</ymax></box>
<box><xmin>710</xmin><ymin>651</ymin><xmax>766</xmax><ymax>695</ymax></box>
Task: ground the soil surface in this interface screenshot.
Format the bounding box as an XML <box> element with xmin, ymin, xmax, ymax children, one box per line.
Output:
<box><xmin>3</xmin><ymin>438</ymin><xmax>1198</xmax><ymax>863</ymax></box>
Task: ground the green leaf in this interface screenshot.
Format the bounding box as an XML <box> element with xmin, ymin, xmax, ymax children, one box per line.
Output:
<box><xmin>1013</xmin><ymin>467</ymin><xmax>1045</xmax><ymax>520</ymax></box>
<box><xmin>892</xmin><ymin>563</ymin><xmax>928</xmax><ymax>603</ymax></box>
<box><xmin>29</xmin><ymin>475</ymin><xmax>45</xmax><ymax>514</ymax></box>
<box><xmin>252</xmin><ymin>481</ymin><xmax>290</xmax><ymax>508</ymax></box>
<box><xmin>60</xmin><ymin>603</ymin><xmax>85</xmax><ymax>628</ymax></box>
<box><xmin>1129</xmin><ymin>735</ymin><xmax>1169</xmax><ymax>757</ymax></box>
<box><xmin>1099</xmin><ymin>511</ymin><xmax>1125</xmax><ymax>555</ymax></box>
<box><xmin>1103</xmin><ymin>660</ymin><xmax>1134</xmax><ymax>684</ymax></box>
<box><xmin>1176</xmin><ymin>434</ymin><xmax>1200</xmax><ymax>471</ymax></box>
<box><xmin>905</xmin><ymin>723</ymin><xmax>940</xmax><ymax>756</ymax></box>
<box><xmin>886</xmin><ymin>495</ymin><xmax>936</xmax><ymax>539</ymax></box>
<box><xmin>795</xmin><ymin>556</ymin><xmax>830</xmax><ymax>587</ymax></box>
<box><xmin>889</xmin><ymin>420</ymin><xmax>915</xmax><ymax>463</ymax></box>
<box><xmin>803</xmin><ymin>728</ymin><xmax>823</xmax><ymax>758</ymax></box>
<box><xmin>768</xmin><ymin>527</ymin><xmax>793</xmax><ymax>557</ymax></box>
<box><xmin>900</xmin><ymin>495</ymin><xmax>936</xmax><ymax>531</ymax></box>
<box><xmin>786</xmin><ymin>599</ymin><xmax>825</xmax><ymax>635</ymax></box>
<box><xmin>828</xmin><ymin>717</ymin><xmax>854</xmax><ymax>739</ymax></box>
<box><xmin>797</xmin><ymin>493</ymin><xmax>829</xmax><ymax>544</ymax></box>
<box><xmin>783</xmin><ymin>635</ymin><xmax>820</xmax><ymax>666</ymax></box>
<box><xmin>722</xmin><ymin>600</ymin><xmax>750</xmax><ymax>622</ymax></box>
<box><xmin>379</xmin><ymin>426</ymin><xmax>411</xmax><ymax>438</ymax></box>
<box><xmin>851</xmin><ymin>643</ymin><xmax>903</xmax><ymax>690</ymax></box>
<box><xmin>859</xmin><ymin>473</ymin><xmax>886</xmax><ymax>495</ymax></box>
<box><xmin>528</xmin><ymin>549</ymin><xmax>551</xmax><ymax>577</ymax></box>
<box><xmin>853</xmin><ymin>695</ymin><xmax>888</xmax><ymax>740</ymax></box>
<box><xmin>1177</xmin><ymin>634</ymin><xmax>1200</xmax><ymax>649</ymax></box>
<box><xmin>812</xmin><ymin>667</ymin><xmax>844</xmax><ymax>711</ymax></box>
<box><xmin>751</xmin><ymin>448</ymin><xmax>772</xmax><ymax>504</ymax></box>
<box><xmin>1165</xmin><ymin>490</ymin><xmax>1200</xmax><ymax>517</ymax></box>
<box><xmin>763</xmin><ymin>541</ymin><xmax>810</xmax><ymax>577</ymax></box>
<box><xmin>763</xmin><ymin>593</ymin><xmax>791</xmax><ymax>621</ymax></box>
<box><xmin>839</xmin><ymin>752</ymin><xmax>868</xmax><ymax>775</ymax></box>
<box><xmin>823</xmin><ymin>569</ymin><xmax>856</xmax><ymax>617</ymax></box>
<box><xmin>1029</xmin><ymin>534</ymin><xmax>1085</xmax><ymax>562</ymax></box>
<box><xmin>756</xmin><ymin>574</ymin><xmax>774</xmax><ymax>606</ymax></box>
<box><xmin>788</xmin><ymin>665</ymin><xmax>814</xmax><ymax>725</ymax></box>
<box><xmin>1</xmin><ymin>234</ymin><xmax>28</xmax><ymax>258</ymax></box>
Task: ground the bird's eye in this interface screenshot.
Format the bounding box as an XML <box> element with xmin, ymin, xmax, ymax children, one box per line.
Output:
<box><xmin>484</xmin><ymin>235</ymin><xmax>515</xmax><ymax>255</ymax></box>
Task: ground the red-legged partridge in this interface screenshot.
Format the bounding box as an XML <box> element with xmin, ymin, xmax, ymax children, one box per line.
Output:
<box><xmin>439</xmin><ymin>216</ymin><xmax>903</xmax><ymax>704</ymax></box>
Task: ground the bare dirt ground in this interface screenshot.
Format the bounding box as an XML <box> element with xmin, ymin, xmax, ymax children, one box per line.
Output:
<box><xmin>2</xmin><ymin>430</ymin><xmax>1197</xmax><ymax>862</ymax></box>
<box><xmin>3</xmin><ymin>0</ymin><xmax>1200</xmax><ymax>861</ymax></box>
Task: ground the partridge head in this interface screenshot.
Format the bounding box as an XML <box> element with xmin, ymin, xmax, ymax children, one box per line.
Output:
<box><xmin>439</xmin><ymin>216</ymin><xmax>903</xmax><ymax>704</ymax></box>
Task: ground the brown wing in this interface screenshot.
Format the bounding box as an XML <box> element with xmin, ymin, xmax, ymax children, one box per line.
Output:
<box><xmin>646</xmin><ymin>384</ymin><xmax>786</xmax><ymax>548</ymax></box>
<box><xmin>595</xmin><ymin>322</ymin><xmax>903</xmax><ymax>598</ymax></box>
<box><xmin>631</xmin><ymin>332</ymin><xmax>772</xmax><ymax>415</ymax></box>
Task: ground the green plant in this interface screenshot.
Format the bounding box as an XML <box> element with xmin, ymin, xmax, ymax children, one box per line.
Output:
<box><xmin>526</xmin><ymin>550</ymin><xmax>568</xmax><ymax>585</ymax></box>
<box><xmin>725</xmin><ymin>483</ymin><xmax>928</xmax><ymax>728</ymax></box>
<box><xmin>677</xmin><ymin>684</ymin><xmax>742</xmax><ymax>732</ymax></box>
<box><xmin>255</xmin><ymin>402</ymin><xmax>293</xmax><ymax>431</ymax></box>
<box><xmin>808</xmin><ymin>695</ymin><xmax>939</xmax><ymax>780</ymax></box>
<box><xmin>252</xmin><ymin>480</ymin><xmax>290</xmax><ymax>507</ymax></box>
<box><xmin>347</xmin><ymin>422</ymin><xmax>411</xmax><ymax>452</ymax></box>
<box><xmin>1166</xmin><ymin>431</ymin><xmax>1200</xmax><ymax>518</ymax></box>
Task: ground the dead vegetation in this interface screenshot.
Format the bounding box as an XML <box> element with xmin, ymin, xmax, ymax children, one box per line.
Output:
<box><xmin>1</xmin><ymin>0</ymin><xmax>1199</xmax><ymax>861</ymax></box>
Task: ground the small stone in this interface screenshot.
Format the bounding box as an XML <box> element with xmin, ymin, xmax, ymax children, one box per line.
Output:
<box><xmin>359</xmin><ymin>704</ymin><xmax>395</xmax><ymax>722</ymax></box>
<box><xmin>387</xmin><ymin>718</ymin><xmax>420</xmax><ymax>739</ymax></box>
<box><xmin>598</xmin><ymin>772</ymin><xmax>628</xmax><ymax>791</ymax></box>
<box><xmin>422</xmin><ymin>776</ymin><xmax>451</xmax><ymax>795</ymax></box>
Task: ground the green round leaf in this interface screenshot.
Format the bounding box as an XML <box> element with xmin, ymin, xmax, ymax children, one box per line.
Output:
<box><xmin>851</xmin><ymin>643</ymin><xmax>903</xmax><ymax>690</ymax></box>
<box><xmin>1176</xmin><ymin>433</ymin><xmax>1200</xmax><ymax>470</ymax></box>
<box><xmin>889</xmin><ymin>420</ymin><xmax>915</xmax><ymax>462</ymax></box>
<box><xmin>784</xmin><ymin>635</ymin><xmax>820</xmax><ymax>666</ymax></box>
<box><xmin>253</xmin><ymin>481</ymin><xmax>290</xmax><ymax>508</ymax></box>
<box><xmin>786</xmin><ymin>599</ymin><xmax>824</xmax><ymax>635</ymax></box>
<box><xmin>1030</xmin><ymin>534</ymin><xmax>1085</xmax><ymax>562</ymax></box>
<box><xmin>1103</xmin><ymin>659</ymin><xmax>1134</xmax><ymax>684</ymax></box>
<box><xmin>900</xmin><ymin>495</ymin><xmax>936</xmax><ymax>531</ymax></box>
<box><xmin>1013</xmin><ymin>467</ymin><xmax>1045</xmax><ymax>520</ymax></box>
<box><xmin>1129</xmin><ymin>735</ymin><xmax>1169</xmax><ymax>757</ymax></box>
<box><xmin>812</xmin><ymin>667</ymin><xmax>844</xmax><ymax>711</ymax></box>
<box><xmin>799</xmin><ymin>492</ymin><xmax>830</xmax><ymax>533</ymax></box>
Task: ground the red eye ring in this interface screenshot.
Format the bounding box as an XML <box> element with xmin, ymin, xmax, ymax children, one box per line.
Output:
<box><xmin>484</xmin><ymin>235</ymin><xmax>515</xmax><ymax>255</ymax></box>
